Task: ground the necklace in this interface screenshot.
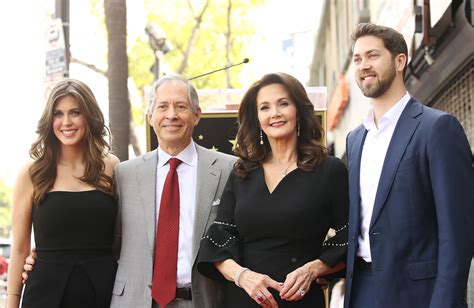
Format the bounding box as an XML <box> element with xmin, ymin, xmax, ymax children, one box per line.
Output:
<box><xmin>282</xmin><ymin>160</ymin><xmax>297</xmax><ymax>176</ymax></box>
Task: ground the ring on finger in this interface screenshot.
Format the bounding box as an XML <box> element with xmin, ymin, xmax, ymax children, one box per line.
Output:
<box><xmin>256</xmin><ymin>293</ymin><xmax>265</xmax><ymax>302</ymax></box>
<box><xmin>299</xmin><ymin>289</ymin><xmax>305</xmax><ymax>296</ymax></box>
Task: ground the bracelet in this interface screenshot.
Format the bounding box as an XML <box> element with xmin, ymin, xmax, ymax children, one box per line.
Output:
<box><xmin>234</xmin><ymin>267</ymin><xmax>248</xmax><ymax>288</ymax></box>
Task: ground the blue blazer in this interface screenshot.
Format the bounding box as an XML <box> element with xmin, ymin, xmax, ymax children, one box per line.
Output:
<box><xmin>344</xmin><ymin>98</ymin><xmax>474</xmax><ymax>308</ymax></box>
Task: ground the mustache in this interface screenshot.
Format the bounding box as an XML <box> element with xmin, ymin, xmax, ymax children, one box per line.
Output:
<box><xmin>360</xmin><ymin>70</ymin><xmax>377</xmax><ymax>79</ymax></box>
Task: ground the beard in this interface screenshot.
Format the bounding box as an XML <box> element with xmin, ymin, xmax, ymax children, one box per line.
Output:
<box><xmin>357</xmin><ymin>61</ymin><xmax>396</xmax><ymax>98</ymax></box>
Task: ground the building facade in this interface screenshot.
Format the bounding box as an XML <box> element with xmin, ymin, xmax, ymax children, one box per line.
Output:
<box><xmin>309</xmin><ymin>0</ymin><xmax>474</xmax><ymax>304</ymax></box>
<box><xmin>309</xmin><ymin>0</ymin><xmax>473</xmax><ymax>158</ymax></box>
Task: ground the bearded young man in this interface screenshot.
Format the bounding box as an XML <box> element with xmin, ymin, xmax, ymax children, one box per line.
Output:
<box><xmin>344</xmin><ymin>23</ymin><xmax>474</xmax><ymax>308</ymax></box>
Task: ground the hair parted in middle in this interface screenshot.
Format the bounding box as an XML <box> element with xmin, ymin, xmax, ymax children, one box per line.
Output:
<box><xmin>29</xmin><ymin>79</ymin><xmax>114</xmax><ymax>204</ymax></box>
<box><xmin>233</xmin><ymin>72</ymin><xmax>327</xmax><ymax>178</ymax></box>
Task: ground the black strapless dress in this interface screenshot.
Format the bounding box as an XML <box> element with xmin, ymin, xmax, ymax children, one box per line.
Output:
<box><xmin>22</xmin><ymin>190</ymin><xmax>117</xmax><ymax>308</ymax></box>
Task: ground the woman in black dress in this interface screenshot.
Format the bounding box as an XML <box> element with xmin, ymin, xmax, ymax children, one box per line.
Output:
<box><xmin>198</xmin><ymin>73</ymin><xmax>348</xmax><ymax>307</ymax></box>
<box><xmin>7</xmin><ymin>79</ymin><xmax>119</xmax><ymax>308</ymax></box>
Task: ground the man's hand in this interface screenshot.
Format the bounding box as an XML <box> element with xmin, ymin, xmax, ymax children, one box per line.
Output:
<box><xmin>21</xmin><ymin>247</ymin><xmax>37</xmax><ymax>284</ymax></box>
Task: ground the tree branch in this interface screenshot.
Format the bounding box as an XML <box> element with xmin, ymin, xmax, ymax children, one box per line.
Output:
<box><xmin>70</xmin><ymin>57</ymin><xmax>107</xmax><ymax>76</ymax></box>
<box><xmin>178</xmin><ymin>0</ymin><xmax>210</xmax><ymax>74</ymax></box>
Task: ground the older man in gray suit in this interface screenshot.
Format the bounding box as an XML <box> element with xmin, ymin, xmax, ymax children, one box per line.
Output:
<box><xmin>110</xmin><ymin>74</ymin><xmax>235</xmax><ymax>308</ymax></box>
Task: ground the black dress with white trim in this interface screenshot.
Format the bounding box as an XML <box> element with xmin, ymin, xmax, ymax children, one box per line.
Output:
<box><xmin>197</xmin><ymin>156</ymin><xmax>348</xmax><ymax>308</ymax></box>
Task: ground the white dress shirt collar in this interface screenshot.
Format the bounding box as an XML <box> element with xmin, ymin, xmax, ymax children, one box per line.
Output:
<box><xmin>158</xmin><ymin>141</ymin><xmax>198</xmax><ymax>168</ymax></box>
<box><xmin>362</xmin><ymin>92</ymin><xmax>411</xmax><ymax>132</ymax></box>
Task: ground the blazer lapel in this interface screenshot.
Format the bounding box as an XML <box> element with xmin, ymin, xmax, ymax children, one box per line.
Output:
<box><xmin>348</xmin><ymin>126</ymin><xmax>368</xmax><ymax>238</ymax></box>
<box><xmin>370</xmin><ymin>99</ymin><xmax>422</xmax><ymax>228</ymax></box>
<box><xmin>192</xmin><ymin>145</ymin><xmax>220</xmax><ymax>263</ymax></box>
<box><xmin>136</xmin><ymin>150</ymin><xmax>158</xmax><ymax>252</ymax></box>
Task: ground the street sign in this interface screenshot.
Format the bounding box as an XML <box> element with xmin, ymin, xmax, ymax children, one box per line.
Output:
<box><xmin>45</xmin><ymin>18</ymin><xmax>67</xmax><ymax>76</ymax></box>
<box><xmin>44</xmin><ymin>18</ymin><xmax>67</xmax><ymax>98</ymax></box>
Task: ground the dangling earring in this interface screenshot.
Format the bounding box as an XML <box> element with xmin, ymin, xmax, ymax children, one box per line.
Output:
<box><xmin>297</xmin><ymin>121</ymin><xmax>301</xmax><ymax>137</ymax></box>
<box><xmin>260</xmin><ymin>129</ymin><xmax>264</xmax><ymax>145</ymax></box>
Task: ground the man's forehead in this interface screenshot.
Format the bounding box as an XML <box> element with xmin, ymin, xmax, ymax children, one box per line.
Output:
<box><xmin>353</xmin><ymin>35</ymin><xmax>385</xmax><ymax>54</ymax></box>
<box><xmin>155</xmin><ymin>80</ymin><xmax>189</xmax><ymax>101</ymax></box>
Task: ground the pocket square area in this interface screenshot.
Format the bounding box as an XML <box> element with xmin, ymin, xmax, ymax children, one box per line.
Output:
<box><xmin>212</xmin><ymin>199</ymin><xmax>220</xmax><ymax>206</ymax></box>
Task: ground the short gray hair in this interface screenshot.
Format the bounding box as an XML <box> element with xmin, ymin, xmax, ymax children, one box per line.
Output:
<box><xmin>147</xmin><ymin>73</ymin><xmax>199</xmax><ymax>113</ymax></box>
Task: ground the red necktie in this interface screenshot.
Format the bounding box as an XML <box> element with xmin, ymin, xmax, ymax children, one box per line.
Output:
<box><xmin>152</xmin><ymin>158</ymin><xmax>182</xmax><ymax>307</ymax></box>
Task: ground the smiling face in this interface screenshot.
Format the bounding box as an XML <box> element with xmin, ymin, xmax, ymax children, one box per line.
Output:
<box><xmin>52</xmin><ymin>95</ymin><xmax>86</xmax><ymax>148</ymax></box>
<box><xmin>353</xmin><ymin>35</ymin><xmax>398</xmax><ymax>98</ymax></box>
<box><xmin>148</xmin><ymin>80</ymin><xmax>201</xmax><ymax>155</ymax></box>
<box><xmin>256</xmin><ymin>83</ymin><xmax>298</xmax><ymax>143</ymax></box>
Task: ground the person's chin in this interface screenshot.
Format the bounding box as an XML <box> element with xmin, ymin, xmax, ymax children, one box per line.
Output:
<box><xmin>60</xmin><ymin>139</ymin><xmax>81</xmax><ymax>147</ymax></box>
<box><xmin>268</xmin><ymin>132</ymin><xmax>293</xmax><ymax>142</ymax></box>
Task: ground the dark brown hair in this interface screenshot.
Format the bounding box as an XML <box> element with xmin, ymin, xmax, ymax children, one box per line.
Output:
<box><xmin>351</xmin><ymin>23</ymin><xmax>408</xmax><ymax>75</ymax></box>
<box><xmin>29</xmin><ymin>79</ymin><xmax>114</xmax><ymax>204</ymax></box>
<box><xmin>233</xmin><ymin>72</ymin><xmax>326</xmax><ymax>178</ymax></box>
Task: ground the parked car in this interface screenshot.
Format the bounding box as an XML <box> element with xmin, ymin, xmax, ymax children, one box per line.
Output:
<box><xmin>0</xmin><ymin>238</ymin><xmax>11</xmax><ymax>281</ymax></box>
<box><xmin>0</xmin><ymin>256</ymin><xmax>7</xmax><ymax>275</ymax></box>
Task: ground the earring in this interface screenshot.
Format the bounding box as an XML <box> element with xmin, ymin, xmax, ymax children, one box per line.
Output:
<box><xmin>260</xmin><ymin>129</ymin><xmax>264</xmax><ymax>145</ymax></box>
<box><xmin>297</xmin><ymin>121</ymin><xmax>301</xmax><ymax>137</ymax></box>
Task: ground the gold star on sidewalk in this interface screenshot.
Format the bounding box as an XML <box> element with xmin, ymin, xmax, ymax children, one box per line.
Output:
<box><xmin>228</xmin><ymin>138</ymin><xmax>237</xmax><ymax>149</ymax></box>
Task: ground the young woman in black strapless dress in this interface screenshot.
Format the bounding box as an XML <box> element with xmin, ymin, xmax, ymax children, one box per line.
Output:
<box><xmin>7</xmin><ymin>79</ymin><xmax>120</xmax><ymax>308</ymax></box>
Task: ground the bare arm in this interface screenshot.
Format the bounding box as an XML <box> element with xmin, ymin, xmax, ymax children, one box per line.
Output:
<box><xmin>7</xmin><ymin>164</ymin><xmax>34</xmax><ymax>308</ymax></box>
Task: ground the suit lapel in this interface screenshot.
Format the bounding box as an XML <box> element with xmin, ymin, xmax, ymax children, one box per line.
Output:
<box><xmin>348</xmin><ymin>126</ymin><xmax>368</xmax><ymax>238</ymax></box>
<box><xmin>136</xmin><ymin>150</ymin><xmax>158</xmax><ymax>252</ymax></box>
<box><xmin>192</xmin><ymin>145</ymin><xmax>220</xmax><ymax>263</ymax></box>
<box><xmin>370</xmin><ymin>99</ymin><xmax>422</xmax><ymax>228</ymax></box>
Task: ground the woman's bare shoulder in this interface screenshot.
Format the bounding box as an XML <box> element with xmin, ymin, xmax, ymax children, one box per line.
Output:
<box><xmin>13</xmin><ymin>161</ymin><xmax>35</xmax><ymax>201</ymax></box>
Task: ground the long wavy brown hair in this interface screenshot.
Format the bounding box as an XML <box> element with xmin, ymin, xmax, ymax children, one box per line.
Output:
<box><xmin>233</xmin><ymin>72</ymin><xmax>327</xmax><ymax>178</ymax></box>
<box><xmin>29</xmin><ymin>79</ymin><xmax>114</xmax><ymax>204</ymax></box>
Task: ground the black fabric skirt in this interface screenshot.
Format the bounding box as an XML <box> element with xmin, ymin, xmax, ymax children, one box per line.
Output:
<box><xmin>21</xmin><ymin>251</ymin><xmax>117</xmax><ymax>308</ymax></box>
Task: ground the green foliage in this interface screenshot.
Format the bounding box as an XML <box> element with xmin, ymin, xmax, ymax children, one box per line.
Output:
<box><xmin>142</xmin><ymin>0</ymin><xmax>265</xmax><ymax>89</ymax></box>
<box><xmin>90</xmin><ymin>0</ymin><xmax>107</xmax><ymax>44</ymax></box>
<box><xmin>0</xmin><ymin>181</ymin><xmax>12</xmax><ymax>238</ymax></box>
<box><xmin>87</xmin><ymin>0</ymin><xmax>265</xmax><ymax>126</ymax></box>
<box><xmin>129</xmin><ymin>37</ymin><xmax>155</xmax><ymax>91</ymax></box>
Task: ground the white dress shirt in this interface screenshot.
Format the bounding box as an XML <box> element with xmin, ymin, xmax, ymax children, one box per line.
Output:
<box><xmin>357</xmin><ymin>93</ymin><xmax>410</xmax><ymax>262</ymax></box>
<box><xmin>156</xmin><ymin>142</ymin><xmax>197</xmax><ymax>286</ymax></box>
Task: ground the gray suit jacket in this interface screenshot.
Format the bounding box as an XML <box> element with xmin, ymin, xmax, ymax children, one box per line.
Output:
<box><xmin>110</xmin><ymin>144</ymin><xmax>235</xmax><ymax>308</ymax></box>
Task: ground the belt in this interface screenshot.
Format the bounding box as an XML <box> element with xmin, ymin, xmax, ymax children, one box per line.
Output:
<box><xmin>175</xmin><ymin>287</ymin><xmax>192</xmax><ymax>301</ymax></box>
<box><xmin>355</xmin><ymin>257</ymin><xmax>372</xmax><ymax>271</ymax></box>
